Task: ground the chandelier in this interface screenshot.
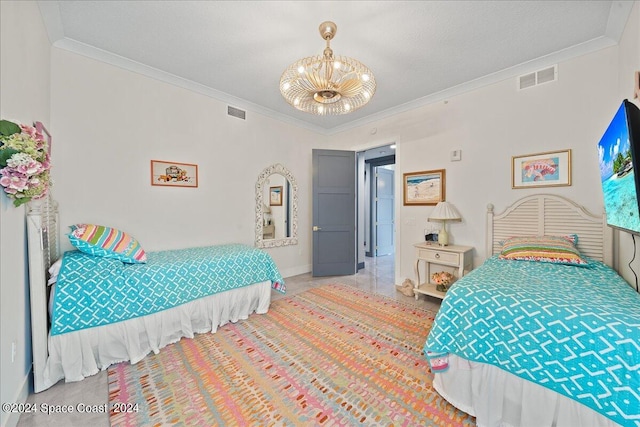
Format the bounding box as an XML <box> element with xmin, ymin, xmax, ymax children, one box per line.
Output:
<box><xmin>279</xmin><ymin>21</ymin><xmax>376</xmax><ymax>115</ymax></box>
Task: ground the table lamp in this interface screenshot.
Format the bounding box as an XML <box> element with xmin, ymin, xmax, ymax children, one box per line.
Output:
<box><xmin>428</xmin><ymin>201</ymin><xmax>462</xmax><ymax>246</ymax></box>
<box><xmin>263</xmin><ymin>204</ymin><xmax>272</xmax><ymax>225</ymax></box>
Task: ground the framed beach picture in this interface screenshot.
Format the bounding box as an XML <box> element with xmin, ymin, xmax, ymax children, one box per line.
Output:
<box><xmin>512</xmin><ymin>149</ymin><xmax>571</xmax><ymax>189</ymax></box>
<box><xmin>403</xmin><ymin>169</ymin><xmax>446</xmax><ymax>206</ymax></box>
<box><xmin>151</xmin><ymin>160</ymin><xmax>198</xmax><ymax>188</ymax></box>
<box><xmin>270</xmin><ymin>186</ymin><xmax>283</xmax><ymax>206</ymax></box>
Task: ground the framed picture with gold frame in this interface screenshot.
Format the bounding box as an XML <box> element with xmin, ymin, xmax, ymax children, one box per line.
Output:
<box><xmin>512</xmin><ymin>149</ymin><xmax>571</xmax><ymax>189</ymax></box>
<box><xmin>403</xmin><ymin>169</ymin><xmax>446</xmax><ymax>206</ymax></box>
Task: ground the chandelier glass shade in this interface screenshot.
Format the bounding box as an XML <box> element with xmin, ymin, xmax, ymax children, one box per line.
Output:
<box><xmin>279</xmin><ymin>21</ymin><xmax>376</xmax><ymax>115</ymax></box>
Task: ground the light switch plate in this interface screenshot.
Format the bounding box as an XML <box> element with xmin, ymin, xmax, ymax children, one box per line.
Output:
<box><xmin>451</xmin><ymin>149</ymin><xmax>462</xmax><ymax>161</ymax></box>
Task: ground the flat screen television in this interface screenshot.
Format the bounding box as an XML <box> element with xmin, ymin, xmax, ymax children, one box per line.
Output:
<box><xmin>597</xmin><ymin>99</ymin><xmax>640</xmax><ymax>234</ymax></box>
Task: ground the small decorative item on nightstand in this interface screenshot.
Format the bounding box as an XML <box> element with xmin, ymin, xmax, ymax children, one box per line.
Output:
<box><xmin>425</xmin><ymin>232</ymin><xmax>439</xmax><ymax>243</ymax></box>
<box><xmin>431</xmin><ymin>271</ymin><xmax>455</xmax><ymax>292</ymax></box>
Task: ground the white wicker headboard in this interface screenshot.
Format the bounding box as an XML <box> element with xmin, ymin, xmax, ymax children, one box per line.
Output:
<box><xmin>26</xmin><ymin>194</ymin><xmax>60</xmax><ymax>392</ymax></box>
<box><xmin>486</xmin><ymin>194</ymin><xmax>614</xmax><ymax>267</ymax></box>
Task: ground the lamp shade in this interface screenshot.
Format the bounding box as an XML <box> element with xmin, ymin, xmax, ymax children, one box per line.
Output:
<box><xmin>428</xmin><ymin>201</ymin><xmax>462</xmax><ymax>222</ymax></box>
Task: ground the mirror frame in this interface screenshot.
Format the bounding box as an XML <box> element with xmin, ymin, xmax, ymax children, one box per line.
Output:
<box><xmin>255</xmin><ymin>163</ymin><xmax>298</xmax><ymax>248</ymax></box>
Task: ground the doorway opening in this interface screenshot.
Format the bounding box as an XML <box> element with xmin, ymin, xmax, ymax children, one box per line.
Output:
<box><xmin>358</xmin><ymin>144</ymin><xmax>396</xmax><ymax>276</ymax></box>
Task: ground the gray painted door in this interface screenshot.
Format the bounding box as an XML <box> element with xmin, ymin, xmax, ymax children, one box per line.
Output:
<box><xmin>375</xmin><ymin>167</ymin><xmax>394</xmax><ymax>256</ymax></box>
<box><xmin>312</xmin><ymin>149</ymin><xmax>356</xmax><ymax>276</ymax></box>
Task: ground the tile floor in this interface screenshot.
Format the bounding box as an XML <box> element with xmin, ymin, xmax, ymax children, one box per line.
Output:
<box><xmin>16</xmin><ymin>255</ymin><xmax>442</xmax><ymax>427</ymax></box>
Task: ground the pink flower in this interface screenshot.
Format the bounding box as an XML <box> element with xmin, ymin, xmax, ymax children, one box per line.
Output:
<box><xmin>0</xmin><ymin>174</ymin><xmax>29</xmax><ymax>192</ymax></box>
<box><xmin>0</xmin><ymin>167</ymin><xmax>22</xmax><ymax>179</ymax></box>
<box><xmin>431</xmin><ymin>271</ymin><xmax>454</xmax><ymax>285</ymax></box>
<box><xmin>19</xmin><ymin>124</ymin><xmax>43</xmax><ymax>141</ymax></box>
<box><xmin>15</xmin><ymin>161</ymin><xmax>43</xmax><ymax>175</ymax></box>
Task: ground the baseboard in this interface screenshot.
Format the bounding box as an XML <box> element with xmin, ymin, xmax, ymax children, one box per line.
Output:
<box><xmin>1</xmin><ymin>371</ymin><xmax>30</xmax><ymax>427</ymax></box>
<box><xmin>280</xmin><ymin>264</ymin><xmax>311</xmax><ymax>279</ymax></box>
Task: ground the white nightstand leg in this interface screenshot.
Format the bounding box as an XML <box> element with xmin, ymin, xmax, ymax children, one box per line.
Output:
<box><xmin>414</xmin><ymin>259</ymin><xmax>420</xmax><ymax>300</ymax></box>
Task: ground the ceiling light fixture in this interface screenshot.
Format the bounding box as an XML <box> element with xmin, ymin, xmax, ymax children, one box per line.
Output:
<box><xmin>279</xmin><ymin>21</ymin><xmax>376</xmax><ymax>116</ymax></box>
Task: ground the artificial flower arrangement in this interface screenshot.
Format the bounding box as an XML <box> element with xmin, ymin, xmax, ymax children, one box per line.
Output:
<box><xmin>431</xmin><ymin>271</ymin><xmax>455</xmax><ymax>292</ymax></box>
<box><xmin>0</xmin><ymin>120</ymin><xmax>51</xmax><ymax>207</ymax></box>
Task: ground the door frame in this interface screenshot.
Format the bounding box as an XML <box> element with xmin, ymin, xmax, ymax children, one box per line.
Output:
<box><xmin>354</xmin><ymin>141</ymin><xmax>401</xmax><ymax>284</ymax></box>
<box><xmin>365</xmin><ymin>155</ymin><xmax>395</xmax><ymax>257</ymax></box>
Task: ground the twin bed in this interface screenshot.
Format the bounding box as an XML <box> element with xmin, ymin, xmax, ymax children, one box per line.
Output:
<box><xmin>425</xmin><ymin>194</ymin><xmax>640</xmax><ymax>427</ymax></box>
<box><xmin>26</xmin><ymin>197</ymin><xmax>285</xmax><ymax>393</ymax></box>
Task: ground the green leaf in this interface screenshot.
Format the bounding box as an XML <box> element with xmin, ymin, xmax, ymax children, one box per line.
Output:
<box><xmin>13</xmin><ymin>197</ymin><xmax>31</xmax><ymax>207</ymax></box>
<box><xmin>0</xmin><ymin>148</ymin><xmax>19</xmax><ymax>167</ymax></box>
<box><xmin>0</xmin><ymin>120</ymin><xmax>21</xmax><ymax>136</ymax></box>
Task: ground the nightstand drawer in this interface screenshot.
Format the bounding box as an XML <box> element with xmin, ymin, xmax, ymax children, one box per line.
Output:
<box><xmin>418</xmin><ymin>249</ymin><xmax>459</xmax><ymax>265</ymax></box>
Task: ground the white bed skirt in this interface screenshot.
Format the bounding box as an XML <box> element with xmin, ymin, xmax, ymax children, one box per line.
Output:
<box><xmin>433</xmin><ymin>354</ymin><xmax>620</xmax><ymax>427</ymax></box>
<box><xmin>43</xmin><ymin>280</ymin><xmax>272</xmax><ymax>390</ymax></box>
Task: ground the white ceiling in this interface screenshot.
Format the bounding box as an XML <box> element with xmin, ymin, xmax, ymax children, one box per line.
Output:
<box><xmin>38</xmin><ymin>1</ymin><xmax>634</xmax><ymax>134</ymax></box>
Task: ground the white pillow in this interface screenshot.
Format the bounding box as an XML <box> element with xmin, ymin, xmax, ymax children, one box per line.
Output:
<box><xmin>48</xmin><ymin>283</ymin><xmax>56</xmax><ymax>318</ymax></box>
<box><xmin>47</xmin><ymin>258</ymin><xmax>62</xmax><ymax>286</ymax></box>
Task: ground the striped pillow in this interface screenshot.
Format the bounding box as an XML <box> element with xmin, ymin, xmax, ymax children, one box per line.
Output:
<box><xmin>68</xmin><ymin>224</ymin><xmax>147</xmax><ymax>263</ymax></box>
<box><xmin>499</xmin><ymin>235</ymin><xmax>588</xmax><ymax>266</ymax></box>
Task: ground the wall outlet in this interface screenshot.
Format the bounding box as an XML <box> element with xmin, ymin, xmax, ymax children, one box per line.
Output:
<box><xmin>11</xmin><ymin>341</ymin><xmax>16</xmax><ymax>363</ymax></box>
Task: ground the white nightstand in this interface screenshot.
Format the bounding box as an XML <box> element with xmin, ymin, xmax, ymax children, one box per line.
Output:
<box><xmin>413</xmin><ymin>243</ymin><xmax>474</xmax><ymax>300</ymax></box>
<box><xmin>263</xmin><ymin>224</ymin><xmax>275</xmax><ymax>239</ymax></box>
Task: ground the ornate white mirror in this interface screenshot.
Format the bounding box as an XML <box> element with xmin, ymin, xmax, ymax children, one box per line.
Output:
<box><xmin>255</xmin><ymin>163</ymin><xmax>298</xmax><ymax>248</ymax></box>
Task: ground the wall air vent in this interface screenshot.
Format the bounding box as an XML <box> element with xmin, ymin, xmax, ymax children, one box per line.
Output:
<box><xmin>227</xmin><ymin>106</ymin><xmax>246</xmax><ymax>120</ymax></box>
<box><xmin>518</xmin><ymin>65</ymin><xmax>557</xmax><ymax>90</ymax></box>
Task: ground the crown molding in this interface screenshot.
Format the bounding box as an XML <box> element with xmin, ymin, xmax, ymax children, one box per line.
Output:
<box><xmin>326</xmin><ymin>35</ymin><xmax>620</xmax><ymax>135</ymax></box>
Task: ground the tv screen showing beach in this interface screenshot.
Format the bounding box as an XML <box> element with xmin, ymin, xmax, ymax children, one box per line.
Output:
<box><xmin>597</xmin><ymin>102</ymin><xmax>640</xmax><ymax>234</ymax></box>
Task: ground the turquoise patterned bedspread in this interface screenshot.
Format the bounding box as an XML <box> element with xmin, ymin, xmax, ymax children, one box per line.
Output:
<box><xmin>424</xmin><ymin>256</ymin><xmax>640</xmax><ymax>427</ymax></box>
<box><xmin>51</xmin><ymin>244</ymin><xmax>285</xmax><ymax>336</ymax></box>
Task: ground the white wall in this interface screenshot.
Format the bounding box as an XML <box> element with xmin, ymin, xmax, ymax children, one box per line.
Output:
<box><xmin>331</xmin><ymin>21</ymin><xmax>639</xmax><ymax>287</ymax></box>
<box><xmin>0</xmin><ymin>2</ymin><xmax>51</xmax><ymax>426</ymax></box>
<box><xmin>50</xmin><ymin>48</ymin><xmax>326</xmax><ymax>278</ymax></box>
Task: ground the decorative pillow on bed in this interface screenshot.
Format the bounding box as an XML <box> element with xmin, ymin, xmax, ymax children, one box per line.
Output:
<box><xmin>499</xmin><ymin>235</ymin><xmax>589</xmax><ymax>266</ymax></box>
<box><xmin>67</xmin><ymin>224</ymin><xmax>147</xmax><ymax>263</ymax></box>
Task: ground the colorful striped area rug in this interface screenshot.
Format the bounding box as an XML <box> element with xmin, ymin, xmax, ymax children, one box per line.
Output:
<box><xmin>108</xmin><ymin>284</ymin><xmax>475</xmax><ymax>426</ymax></box>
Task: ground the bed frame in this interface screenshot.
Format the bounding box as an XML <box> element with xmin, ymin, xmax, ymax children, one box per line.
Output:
<box><xmin>26</xmin><ymin>195</ymin><xmax>60</xmax><ymax>393</ymax></box>
<box><xmin>486</xmin><ymin>193</ymin><xmax>614</xmax><ymax>266</ymax></box>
